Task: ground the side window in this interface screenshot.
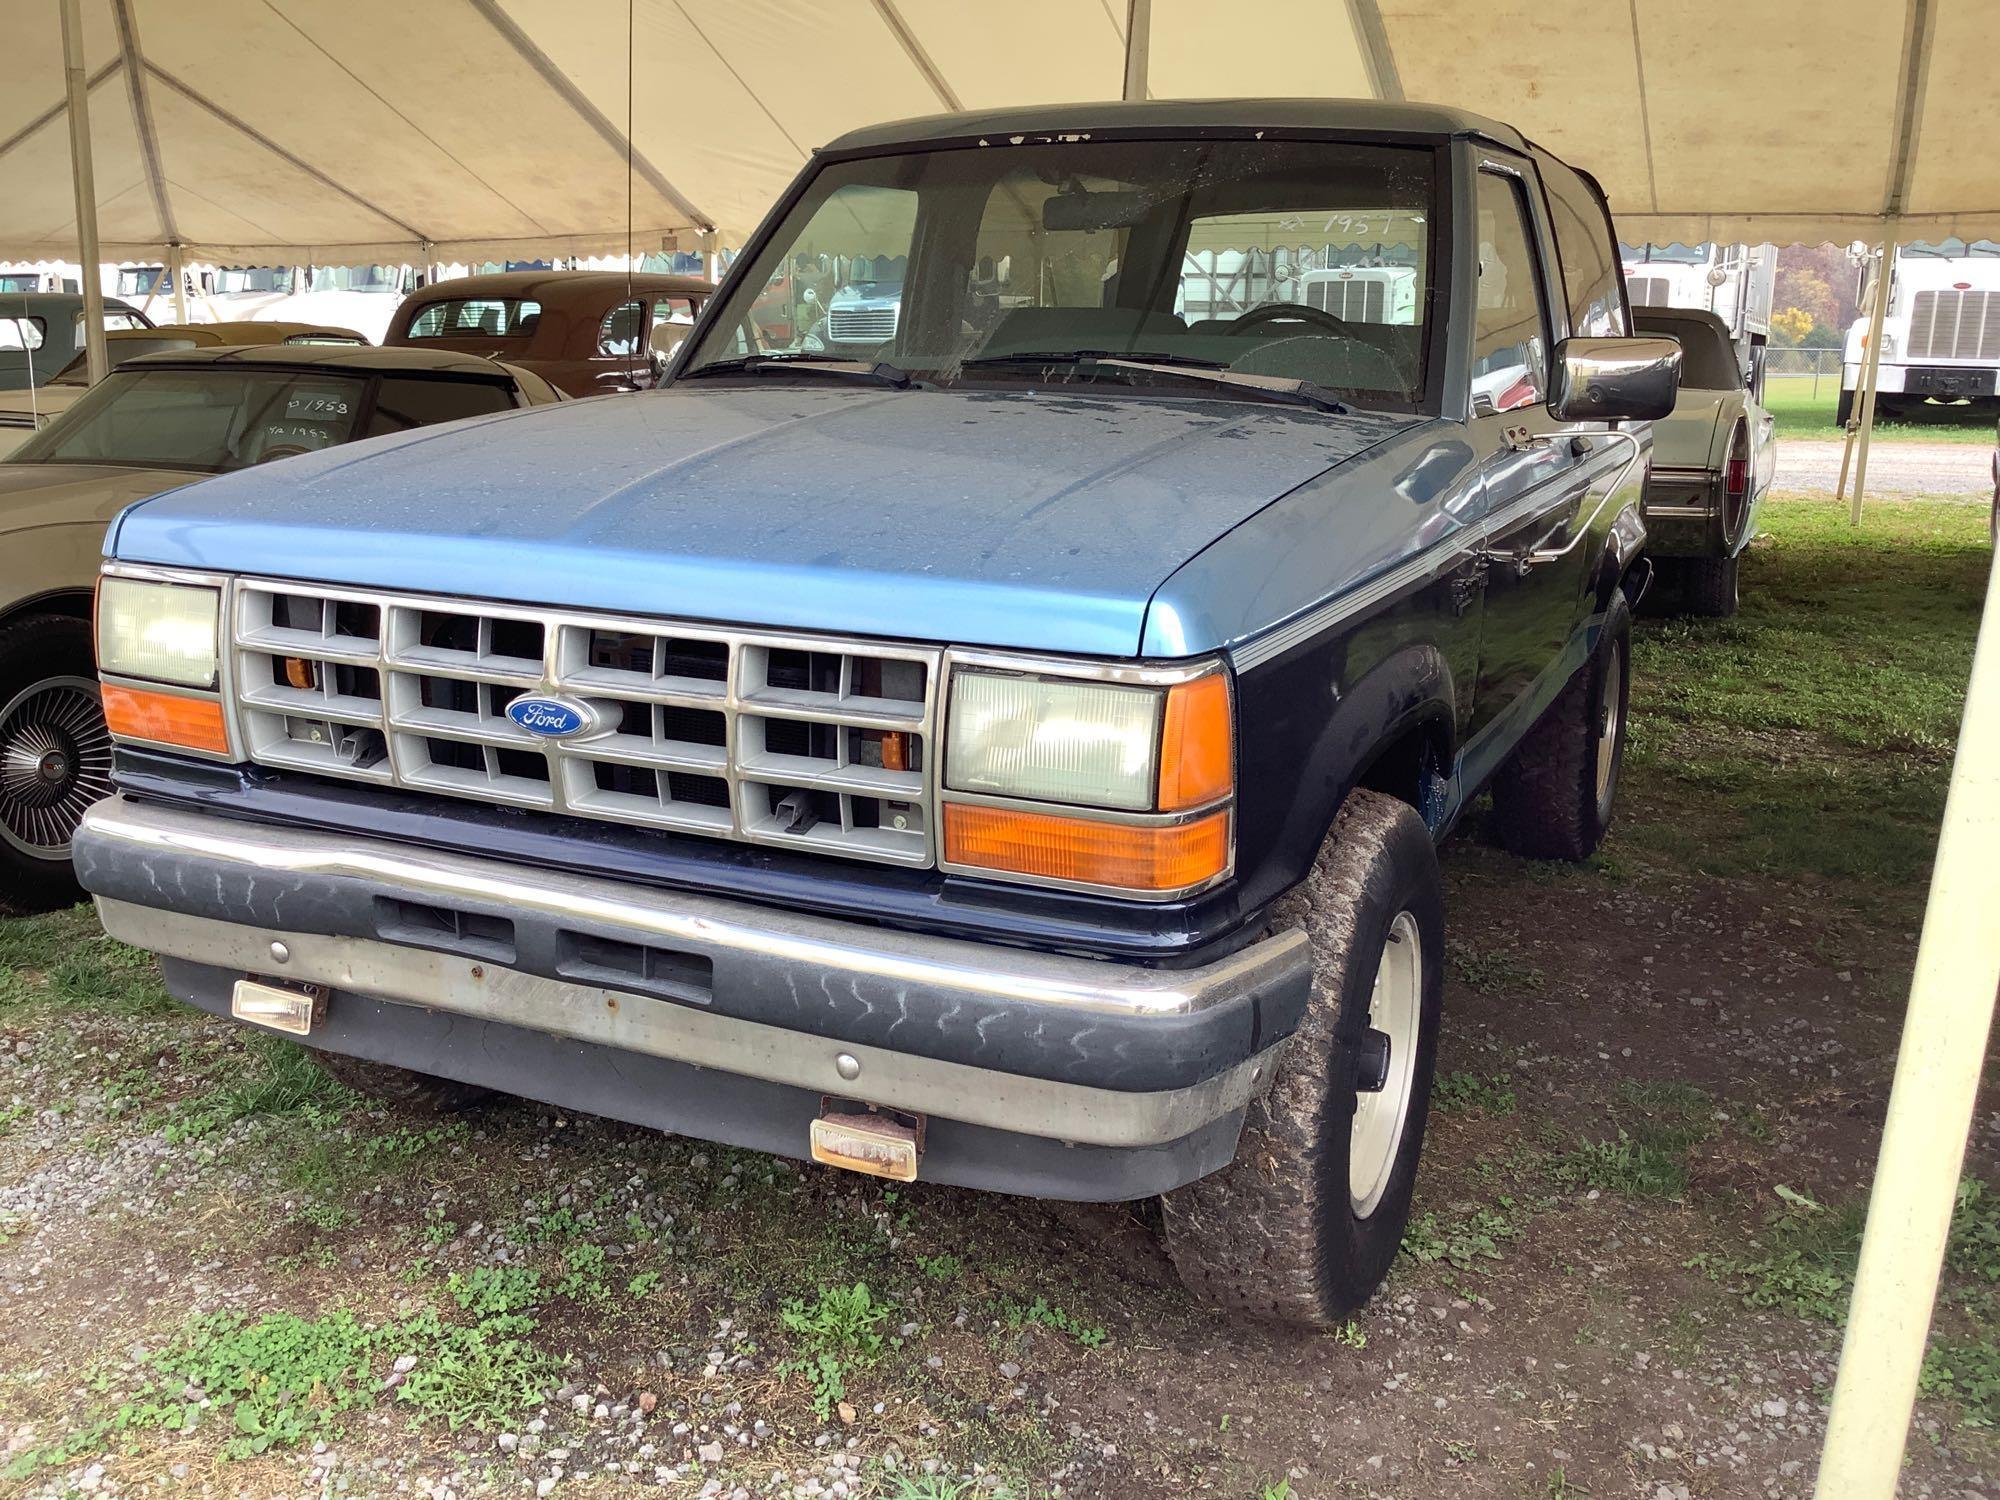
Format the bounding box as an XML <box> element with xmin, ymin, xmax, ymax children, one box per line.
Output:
<box><xmin>103</xmin><ymin>311</ymin><xmax>149</xmax><ymax>332</ymax></box>
<box><xmin>1473</xmin><ymin>170</ymin><xmax>1553</xmax><ymax>412</ymax></box>
<box><xmin>651</xmin><ymin>296</ymin><xmax>696</xmax><ymax>329</ymax></box>
<box><xmin>364</xmin><ymin>377</ymin><xmax>514</xmax><ymax>438</ymax></box>
<box><xmin>1539</xmin><ymin>158</ymin><xmax>1628</xmax><ymax>338</ymax></box>
<box><xmin>599</xmin><ymin>300</ymin><xmax>645</xmax><ymax>356</ymax></box>
<box><xmin>0</xmin><ymin>316</ymin><xmax>45</xmax><ymax>350</ymax></box>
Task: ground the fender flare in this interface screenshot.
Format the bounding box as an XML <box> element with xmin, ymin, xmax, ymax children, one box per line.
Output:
<box><xmin>1238</xmin><ymin>641</ymin><xmax>1459</xmax><ymax>914</ymax></box>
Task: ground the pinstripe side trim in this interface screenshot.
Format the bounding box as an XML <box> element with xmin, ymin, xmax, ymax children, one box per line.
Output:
<box><xmin>1228</xmin><ymin>445</ymin><xmax>1632</xmax><ymax>673</ymax></box>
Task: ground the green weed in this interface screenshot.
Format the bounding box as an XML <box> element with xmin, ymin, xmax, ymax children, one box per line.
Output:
<box><xmin>1450</xmin><ymin>949</ymin><xmax>1546</xmax><ymax>995</ymax></box>
<box><xmin>1433</xmin><ymin>1071</ymin><xmax>1517</xmax><ymax>1116</ymax></box>
<box><xmin>779</xmin><ymin>1282</ymin><xmax>893</xmax><ymax>1419</ymax></box>
<box><xmin>915</xmin><ymin>1252</ymin><xmax>964</xmax><ymax>1283</ymax></box>
<box><xmin>1401</xmin><ymin>1200</ymin><xmax>1523</xmax><ymax>1270</ymax></box>
<box><xmin>998</xmin><ymin>1295</ymin><xmax>1107</xmax><ymax>1348</ymax></box>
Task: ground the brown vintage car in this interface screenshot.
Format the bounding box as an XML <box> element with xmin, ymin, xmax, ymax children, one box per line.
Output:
<box><xmin>384</xmin><ymin>270</ymin><xmax>712</xmax><ymax>398</ymax></box>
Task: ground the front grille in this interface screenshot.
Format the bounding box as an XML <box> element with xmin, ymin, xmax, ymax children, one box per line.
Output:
<box><xmin>1305</xmin><ymin>278</ymin><xmax>1386</xmax><ymax>321</ymax></box>
<box><xmin>827</xmin><ymin>306</ymin><xmax>898</xmax><ymax>342</ymax></box>
<box><xmin>229</xmin><ymin>580</ymin><xmax>939</xmax><ymax>866</ymax></box>
<box><xmin>1907</xmin><ymin>289</ymin><xmax>2000</xmax><ymax>361</ymax></box>
<box><xmin>1627</xmin><ymin>275</ymin><xmax>1670</xmax><ymax>307</ymax></box>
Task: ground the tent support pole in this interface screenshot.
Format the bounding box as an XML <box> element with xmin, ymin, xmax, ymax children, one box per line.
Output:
<box><xmin>59</xmin><ymin>0</ymin><xmax>107</xmax><ymax>385</ymax></box>
<box><xmin>1847</xmin><ymin>233</ymin><xmax>1896</xmax><ymax>525</ymax></box>
<box><xmin>1122</xmin><ymin>0</ymin><xmax>1150</xmax><ymax>101</ymax></box>
<box><xmin>167</xmin><ymin>242</ymin><xmax>187</xmax><ymax>324</ymax></box>
<box><xmin>1813</xmin><ymin>547</ymin><xmax>2000</xmax><ymax>1498</ymax></box>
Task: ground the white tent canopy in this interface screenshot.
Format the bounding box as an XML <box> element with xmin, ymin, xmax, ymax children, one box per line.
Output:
<box><xmin>1</xmin><ymin>0</ymin><xmax>1995</xmax><ymax>263</ymax></box>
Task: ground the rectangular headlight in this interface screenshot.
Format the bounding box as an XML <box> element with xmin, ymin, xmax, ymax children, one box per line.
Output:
<box><xmin>941</xmin><ymin>659</ymin><xmax>1235</xmax><ymax>897</ymax></box>
<box><xmin>97</xmin><ymin>577</ymin><xmax>221</xmax><ymax>688</ymax></box>
<box><xmin>946</xmin><ymin>671</ymin><xmax>1163</xmax><ymax>810</ymax></box>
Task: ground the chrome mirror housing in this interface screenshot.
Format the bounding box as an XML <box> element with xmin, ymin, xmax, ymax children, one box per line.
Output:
<box><xmin>1548</xmin><ymin>336</ymin><xmax>1682</xmax><ymax>423</ymax></box>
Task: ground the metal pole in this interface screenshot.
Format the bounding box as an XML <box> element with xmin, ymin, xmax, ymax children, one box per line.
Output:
<box><xmin>167</xmin><ymin>242</ymin><xmax>188</xmax><ymax>325</ymax></box>
<box><xmin>1848</xmin><ymin>234</ymin><xmax>1896</xmax><ymax>525</ymax></box>
<box><xmin>1122</xmin><ymin>0</ymin><xmax>1151</xmax><ymax>101</ymax></box>
<box><xmin>59</xmin><ymin>0</ymin><xmax>107</xmax><ymax>385</ymax></box>
<box><xmin>1814</xmin><ymin>550</ymin><xmax>2000</xmax><ymax>1497</ymax></box>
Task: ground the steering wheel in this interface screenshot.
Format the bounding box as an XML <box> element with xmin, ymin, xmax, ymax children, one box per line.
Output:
<box><xmin>1227</xmin><ymin>302</ymin><xmax>1354</xmax><ymax>338</ymax></box>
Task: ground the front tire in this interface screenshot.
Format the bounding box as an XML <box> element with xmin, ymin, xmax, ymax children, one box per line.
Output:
<box><xmin>1835</xmin><ymin>387</ymin><xmax>1855</xmax><ymax>426</ymax></box>
<box><xmin>311</xmin><ymin>1050</ymin><xmax>492</xmax><ymax>1112</ymax></box>
<box><xmin>1161</xmin><ymin>789</ymin><xmax>1444</xmax><ymax>1326</ymax></box>
<box><xmin>0</xmin><ymin>615</ymin><xmax>114</xmax><ymax>913</ymax></box>
<box><xmin>1489</xmin><ymin>591</ymin><xmax>1632</xmax><ymax>861</ymax></box>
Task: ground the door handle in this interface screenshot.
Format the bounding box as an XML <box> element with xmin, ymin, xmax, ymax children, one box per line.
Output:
<box><xmin>1482</xmin><ymin>430</ymin><xmax>1643</xmax><ymax>573</ymax></box>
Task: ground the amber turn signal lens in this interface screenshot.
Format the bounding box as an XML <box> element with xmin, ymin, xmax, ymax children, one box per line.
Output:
<box><xmin>101</xmin><ymin>684</ymin><xmax>230</xmax><ymax>755</ymax></box>
<box><xmin>944</xmin><ymin>803</ymin><xmax>1229</xmax><ymax>892</ymax></box>
<box><xmin>1157</xmin><ymin>672</ymin><xmax>1233</xmax><ymax>811</ymax></box>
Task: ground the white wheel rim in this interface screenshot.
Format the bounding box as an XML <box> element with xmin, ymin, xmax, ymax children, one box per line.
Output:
<box><xmin>1350</xmin><ymin>909</ymin><xmax>1421</xmax><ymax>1219</ymax></box>
<box><xmin>1595</xmin><ymin>646</ymin><xmax>1623</xmax><ymax>811</ymax></box>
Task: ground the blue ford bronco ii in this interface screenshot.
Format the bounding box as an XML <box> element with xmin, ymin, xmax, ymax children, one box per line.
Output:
<box><xmin>77</xmin><ymin>101</ymin><xmax>1678</xmax><ymax>1325</ymax></box>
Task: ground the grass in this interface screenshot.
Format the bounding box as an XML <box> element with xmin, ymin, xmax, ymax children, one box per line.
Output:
<box><xmin>5</xmin><ymin>1275</ymin><xmax>563</xmax><ymax>1476</ymax></box>
<box><xmin>1762</xmin><ymin>374</ymin><xmax>1992</xmax><ymax>445</ymax></box>
<box><xmin>1624</xmin><ymin>496</ymin><xmax>1989</xmax><ymax>902</ymax></box>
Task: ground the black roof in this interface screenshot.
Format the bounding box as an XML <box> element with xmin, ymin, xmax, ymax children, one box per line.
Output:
<box><xmin>116</xmin><ymin>344</ymin><xmax>518</xmax><ymax>377</ymax></box>
<box><xmin>824</xmin><ymin>98</ymin><xmax>1528</xmax><ymax>154</ymax></box>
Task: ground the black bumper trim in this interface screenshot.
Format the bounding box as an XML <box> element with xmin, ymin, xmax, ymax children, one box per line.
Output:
<box><xmin>159</xmin><ymin>958</ymin><xmax>1244</xmax><ymax>1202</ymax></box>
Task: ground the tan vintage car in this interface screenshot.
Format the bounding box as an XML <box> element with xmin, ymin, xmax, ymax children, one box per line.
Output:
<box><xmin>0</xmin><ymin>342</ymin><xmax>562</xmax><ymax>907</ymax></box>
<box><xmin>0</xmin><ymin>321</ymin><xmax>367</xmax><ymax>457</ymax></box>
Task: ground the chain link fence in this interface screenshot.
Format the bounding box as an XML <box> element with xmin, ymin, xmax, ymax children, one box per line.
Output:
<box><xmin>1763</xmin><ymin>346</ymin><xmax>1843</xmax><ymax>396</ymax></box>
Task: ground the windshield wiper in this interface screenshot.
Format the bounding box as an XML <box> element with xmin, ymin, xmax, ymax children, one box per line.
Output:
<box><xmin>679</xmin><ymin>354</ymin><xmax>914</xmax><ymax>388</ymax></box>
<box><xmin>959</xmin><ymin>350</ymin><xmax>1349</xmax><ymax>413</ymax></box>
<box><xmin>960</xmin><ymin>348</ymin><xmax>1229</xmax><ymax>371</ymax></box>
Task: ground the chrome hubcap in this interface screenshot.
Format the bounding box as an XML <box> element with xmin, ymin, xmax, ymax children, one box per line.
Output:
<box><xmin>1595</xmin><ymin>647</ymin><xmax>1623</xmax><ymax>812</ymax></box>
<box><xmin>1350</xmin><ymin>910</ymin><xmax>1421</xmax><ymax>1219</ymax></box>
<box><xmin>0</xmin><ymin>675</ymin><xmax>112</xmax><ymax>860</ymax></box>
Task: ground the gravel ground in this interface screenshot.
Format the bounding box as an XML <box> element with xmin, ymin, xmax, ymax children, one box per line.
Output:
<box><xmin>1773</xmin><ymin>438</ymin><xmax>1991</xmax><ymax>497</ymax></box>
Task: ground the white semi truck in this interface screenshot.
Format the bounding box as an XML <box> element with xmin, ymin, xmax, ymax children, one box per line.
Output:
<box><xmin>1620</xmin><ymin>242</ymin><xmax>1776</xmax><ymax>392</ymax></box>
<box><xmin>1839</xmin><ymin>241</ymin><xmax>2000</xmax><ymax>424</ymax></box>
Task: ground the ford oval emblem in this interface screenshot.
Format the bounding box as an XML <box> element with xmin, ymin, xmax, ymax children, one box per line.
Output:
<box><xmin>506</xmin><ymin>693</ymin><xmax>599</xmax><ymax>740</ymax></box>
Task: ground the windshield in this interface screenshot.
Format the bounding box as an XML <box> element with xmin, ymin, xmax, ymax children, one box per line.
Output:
<box><xmin>310</xmin><ymin>265</ymin><xmax>400</xmax><ymax>295</ymax></box>
<box><xmin>13</xmin><ymin>367</ymin><xmax>366</xmax><ymax>472</ymax></box>
<box><xmin>214</xmin><ymin>267</ymin><xmax>295</xmax><ymax>295</ymax></box>
<box><xmin>683</xmin><ymin>137</ymin><xmax>1439</xmax><ymax>411</ymax></box>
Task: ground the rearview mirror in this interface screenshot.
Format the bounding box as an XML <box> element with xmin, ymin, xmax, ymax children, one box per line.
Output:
<box><xmin>1548</xmin><ymin>336</ymin><xmax>1681</xmax><ymax>423</ymax></box>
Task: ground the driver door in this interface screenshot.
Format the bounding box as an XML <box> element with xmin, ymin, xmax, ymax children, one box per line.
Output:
<box><xmin>1462</xmin><ymin>161</ymin><xmax>1594</xmax><ymax>744</ymax></box>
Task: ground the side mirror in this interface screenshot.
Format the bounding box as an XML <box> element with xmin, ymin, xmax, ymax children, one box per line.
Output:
<box><xmin>647</xmin><ymin>322</ymin><xmax>688</xmax><ymax>380</ymax></box>
<box><xmin>1548</xmin><ymin>336</ymin><xmax>1682</xmax><ymax>422</ymax></box>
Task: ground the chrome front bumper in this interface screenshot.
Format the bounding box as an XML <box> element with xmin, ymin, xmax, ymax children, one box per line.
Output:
<box><xmin>76</xmin><ymin>796</ymin><xmax>1310</xmax><ymax>1154</ymax></box>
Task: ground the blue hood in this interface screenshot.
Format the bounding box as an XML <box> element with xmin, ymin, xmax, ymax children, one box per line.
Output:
<box><xmin>110</xmin><ymin>385</ymin><xmax>1416</xmax><ymax>656</ymax></box>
